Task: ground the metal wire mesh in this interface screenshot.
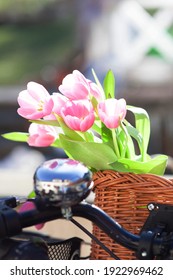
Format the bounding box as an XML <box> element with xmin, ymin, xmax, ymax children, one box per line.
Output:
<box><xmin>47</xmin><ymin>237</ymin><xmax>82</xmax><ymax>260</ymax></box>
<box><xmin>0</xmin><ymin>232</ymin><xmax>82</xmax><ymax>260</ymax></box>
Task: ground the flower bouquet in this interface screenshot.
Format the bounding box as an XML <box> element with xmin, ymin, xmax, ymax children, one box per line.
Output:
<box><xmin>3</xmin><ymin>69</ymin><xmax>173</xmax><ymax>260</ymax></box>
<box><xmin>3</xmin><ymin>69</ymin><xmax>168</xmax><ymax>175</ymax></box>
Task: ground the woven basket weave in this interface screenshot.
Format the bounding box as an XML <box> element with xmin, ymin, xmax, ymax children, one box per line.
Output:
<box><xmin>90</xmin><ymin>170</ymin><xmax>173</xmax><ymax>260</ymax></box>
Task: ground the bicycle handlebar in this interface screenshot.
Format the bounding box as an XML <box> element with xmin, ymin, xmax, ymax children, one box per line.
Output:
<box><xmin>0</xmin><ymin>200</ymin><xmax>139</xmax><ymax>250</ymax></box>
<box><xmin>21</xmin><ymin>202</ymin><xmax>140</xmax><ymax>252</ymax></box>
<box><xmin>0</xmin><ymin>198</ymin><xmax>166</xmax><ymax>260</ymax></box>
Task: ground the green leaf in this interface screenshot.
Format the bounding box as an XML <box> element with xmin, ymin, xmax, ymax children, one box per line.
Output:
<box><xmin>91</xmin><ymin>68</ymin><xmax>105</xmax><ymax>97</ymax></box>
<box><xmin>83</xmin><ymin>131</ymin><xmax>95</xmax><ymax>142</ymax></box>
<box><xmin>28</xmin><ymin>190</ymin><xmax>36</xmax><ymax>199</ymax></box>
<box><xmin>90</xmin><ymin>95</ymin><xmax>99</xmax><ymax>110</ymax></box>
<box><xmin>118</xmin><ymin>124</ymin><xmax>136</xmax><ymax>159</ymax></box>
<box><xmin>101</xmin><ymin>122</ymin><xmax>112</xmax><ymax>142</ymax></box>
<box><xmin>57</xmin><ymin>116</ymin><xmax>84</xmax><ymax>142</ymax></box>
<box><xmin>30</xmin><ymin>119</ymin><xmax>60</xmax><ymax>126</ymax></box>
<box><xmin>110</xmin><ymin>155</ymin><xmax>168</xmax><ymax>175</ymax></box>
<box><xmin>116</xmin><ymin>129</ymin><xmax>127</xmax><ymax>158</ymax></box>
<box><xmin>125</xmin><ymin>122</ymin><xmax>143</xmax><ymax>157</ymax></box>
<box><xmin>103</xmin><ymin>69</ymin><xmax>115</xmax><ymax>99</ymax></box>
<box><xmin>125</xmin><ymin>123</ymin><xmax>142</xmax><ymax>146</ymax></box>
<box><xmin>59</xmin><ymin>134</ymin><xmax>117</xmax><ymax>171</ymax></box>
<box><xmin>2</xmin><ymin>132</ymin><xmax>29</xmax><ymax>142</ymax></box>
<box><xmin>92</xmin><ymin>120</ymin><xmax>102</xmax><ymax>135</ymax></box>
<box><xmin>127</xmin><ymin>106</ymin><xmax>150</xmax><ymax>161</ymax></box>
<box><xmin>125</xmin><ymin>136</ymin><xmax>136</xmax><ymax>159</ymax></box>
<box><xmin>51</xmin><ymin>137</ymin><xmax>62</xmax><ymax>148</ymax></box>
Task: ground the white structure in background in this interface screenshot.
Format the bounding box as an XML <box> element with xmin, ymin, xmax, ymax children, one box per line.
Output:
<box><xmin>84</xmin><ymin>0</ymin><xmax>173</xmax><ymax>84</ymax></box>
<box><xmin>111</xmin><ymin>0</ymin><xmax>173</xmax><ymax>66</ymax></box>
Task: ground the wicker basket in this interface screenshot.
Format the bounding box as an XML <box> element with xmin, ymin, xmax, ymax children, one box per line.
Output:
<box><xmin>90</xmin><ymin>170</ymin><xmax>173</xmax><ymax>260</ymax></box>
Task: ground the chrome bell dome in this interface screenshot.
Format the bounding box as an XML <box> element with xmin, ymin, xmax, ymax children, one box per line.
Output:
<box><xmin>34</xmin><ymin>158</ymin><xmax>93</xmax><ymax>207</ymax></box>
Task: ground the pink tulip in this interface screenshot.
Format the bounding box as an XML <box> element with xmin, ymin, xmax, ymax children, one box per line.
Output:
<box><xmin>19</xmin><ymin>201</ymin><xmax>44</xmax><ymax>230</ymax></box>
<box><xmin>88</xmin><ymin>81</ymin><xmax>104</xmax><ymax>101</ymax></box>
<box><xmin>59</xmin><ymin>70</ymin><xmax>90</xmax><ymax>100</ymax></box>
<box><xmin>45</xmin><ymin>92</ymin><xmax>68</xmax><ymax>120</ymax></box>
<box><xmin>28</xmin><ymin>123</ymin><xmax>57</xmax><ymax>147</ymax></box>
<box><xmin>61</xmin><ymin>100</ymin><xmax>95</xmax><ymax>132</ymax></box>
<box><xmin>17</xmin><ymin>82</ymin><xmax>53</xmax><ymax>120</ymax></box>
<box><xmin>98</xmin><ymin>98</ymin><xmax>127</xmax><ymax>129</ymax></box>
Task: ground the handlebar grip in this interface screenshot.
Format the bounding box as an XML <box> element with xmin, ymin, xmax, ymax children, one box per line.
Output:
<box><xmin>0</xmin><ymin>207</ymin><xmax>22</xmax><ymax>238</ymax></box>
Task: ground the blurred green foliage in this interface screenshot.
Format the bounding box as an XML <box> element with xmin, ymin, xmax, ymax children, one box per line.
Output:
<box><xmin>0</xmin><ymin>20</ymin><xmax>75</xmax><ymax>84</ymax></box>
<box><xmin>0</xmin><ymin>0</ymin><xmax>76</xmax><ymax>85</ymax></box>
<box><xmin>0</xmin><ymin>0</ymin><xmax>58</xmax><ymax>14</ymax></box>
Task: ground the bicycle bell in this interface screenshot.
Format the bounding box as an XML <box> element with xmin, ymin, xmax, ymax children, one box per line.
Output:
<box><xmin>34</xmin><ymin>158</ymin><xmax>93</xmax><ymax>207</ymax></box>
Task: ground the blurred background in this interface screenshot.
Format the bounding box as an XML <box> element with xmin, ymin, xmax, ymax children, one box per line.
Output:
<box><xmin>1</xmin><ymin>0</ymin><xmax>173</xmax><ymax>197</ymax></box>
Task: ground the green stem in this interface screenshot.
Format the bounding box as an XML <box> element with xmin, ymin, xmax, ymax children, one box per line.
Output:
<box><xmin>83</xmin><ymin>132</ymin><xmax>90</xmax><ymax>142</ymax></box>
<box><xmin>111</xmin><ymin>129</ymin><xmax>120</xmax><ymax>158</ymax></box>
<box><xmin>120</xmin><ymin>122</ymin><xmax>131</xmax><ymax>159</ymax></box>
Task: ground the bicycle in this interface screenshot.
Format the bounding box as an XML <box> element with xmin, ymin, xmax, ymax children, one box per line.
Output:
<box><xmin>0</xmin><ymin>158</ymin><xmax>173</xmax><ymax>260</ymax></box>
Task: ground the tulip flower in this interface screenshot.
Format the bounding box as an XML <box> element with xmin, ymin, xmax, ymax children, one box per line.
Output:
<box><xmin>98</xmin><ymin>98</ymin><xmax>127</xmax><ymax>129</ymax></box>
<box><xmin>17</xmin><ymin>82</ymin><xmax>53</xmax><ymax>120</ymax></box>
<box><xmin>59</xmin><ymin>70</ymin><xmax>90</xmax><ymax>100</ymax></box>
<box><xmin>5</xmin><ymin>69</ymin><xmax>168</xmax><ymax>175</ymax></box>
<box><xmin>28</xmin><ymin>123</ymin><xmax>57</xmax><ymax>147</ymax></box>
<box><xmin>88</xmin><ymin>81</ymin><xmax>104</xmax><ymax>101</ymax></box>
<box><xmin>61</xmin><ymin>100</ymin><xmax>95</xmax><ymax>132</ymax></box>
<box><xmin>45</xmin><ymin>92</ymin><xmax>68</xmax><ymax>120</ymax></box>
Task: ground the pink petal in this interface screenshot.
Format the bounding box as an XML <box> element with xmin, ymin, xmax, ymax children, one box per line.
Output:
<box><xmin>27</xmin><ymin>81</ymin><xmax>50</xmax><ymax>100</ymax></box>
<box><xmin>59</xmin><ymin>70</ymin><xmax>90</xmax><ymax>100</ymax></box>
<box><xmin>17</xmin><ymin>82</ymin><xmax>53</xmax><ymax>120</ymax></box>
<box><xmin>28</xmin><ymin>123</ymin><xmax>57</xmax><ymax>147</ymax></box>
<box><xmin>98</xmin><ymin>98</ymin><xmax>127</xmax><ymax>129</ymax></box>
